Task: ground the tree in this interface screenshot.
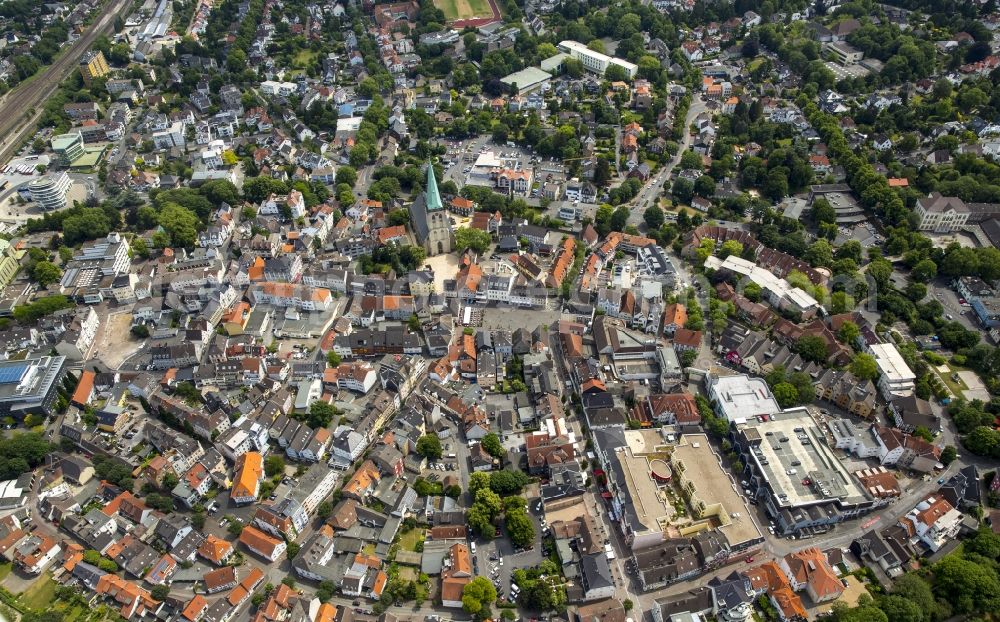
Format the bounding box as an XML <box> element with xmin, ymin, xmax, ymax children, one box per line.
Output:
<box><xmin>461</xmin><ymin>577</ymin><xmax>497</xmax><ymax>615</ymax></box>
<box><xmin>850</xmin><ymin>353</ymin><xmax>879</xmax><ymax>381</ymax></box>
<box><xmin>151</xmin><ymin>585</ymin><xmax>170</xmax><ymax>601</ymax></box>
<box><xmin>513</xmin><ymin>561</ymin><xmax>567</xmax><ymax>612</ymax></box>
<box><xmin>941</xmin><ymin>445</ymin><xmax>957</xmax><ymax>465</ymax></box>
<box><xmin>772</xmin><ymin>382</ymin><xmax>800</xmax><ymax>407</ymax></box>
<box><xmin>838</xmin><ymin>321</ymin><xmax>860</xmax><ymax>346</ymax></box>
<box><xmin>336</xmin><ymin>167</ymin><xmax>358</xmax><ymax>188</ymax></box>
<box><xmin>305</xmin><ymin>401</ymin><xmax>337</xmax><ymax>429</ymax></box>
<box><xmin>264</xmin><ymin>455</ymin><xmax>286</xmax><ymax>478</ymax></box>
<box><xmin>480</xmin><ymin>433</ymin><xmax>504</xmax><ymax>459</ymax></box>
<box><xmin>158</xmin><ymin>202</ymin><xmax>201</xmax><ymax>248</ymax></box>
<box><xmin>31</xmin><ymin>261</ymin><xmax>61</xmax><ymax>287</ymax></box>
<box><xmin>643</xmin><ymin>205</ymin><xmax>664</xmax><ymax>229</ymax></box>
<box><xmin>828</xmin><ymin>599</ymin><xmax>888</xmax><ymax>622</ymax></box>
<box><xmin>199</xmin><ymin>180</ymin><xmax>239</xmax><ymax>207</ymax></box>
<box><xmin>468</xmin><ymin>471</ymin><xmax>491</xmax><ymax>495</ymax></box>
<box><xmin>455</xmin><ymin>227</ymin><xmax>492</xmax><ymax>253</ymax></box>
<box><xmin>744</xmin><ymin>282</ymin><xmax>762</xmax><ymax>302</ymax></box>
<box><xmin>718</xmin><ymin>240</ymin><xmax>743</xmax><ymax>259</ymax></box>
<box><xmin>764</xmin><ymin>169</ymin><xmax>789</xmax><ymax>199</ymax></box>
<box><xmin>892</xmin><ymin>574</ymin><xmax>938</xmax><ymax>621</ymax></box>
<box><xmin>680</xmin><ymin>150</ymin><xmax>703</xmax><ymax>170</ymax></box>
<box><xmin>489</xmin><ymin>469</ymin><xmax>529</xmax><ymax>495</ymax></box>
<box><xmin>932</xmin><ymin>554</ymin><xmax>1000</xmax><ymax>614</ymax></box>
<box><xmin>13</xmin><ymin>295</ymin><xmax>74</xmax><ymax>324</ymax></box>
<box><xmin>804</xmin><ymin>239</ymin><xmax>834</xmax><ymax>268</ymax></box>
<box><xmin>416</xmin><ymin>434</ymin><xmax>443</xmax><ymax>460</ymax></box>
<box><xmin>875</xmin><ymin>595</ymin><xmax>922</xmax><ymax>622</ymax></box>
<box><xmin>287</xmin><ymin>541</ymin><xmax>301</xmax><ymax>559</ymax></box>
<box><xmin>326</xmin><ymin>352</ymin><xmax>342</xmax><ymax>367</ymax></box>
<box><xmin>316</xmin><ymin>501</ymin><xmax>333</xmax><ymax>520</ymax></box>
<box><xmin>505</xmin><ymin>506</ymin><xmax>534</xmax><ymax>547</ymax></box>
<box><xmin>694</xmin><ymin>175</ymin><xmax>716</xmax><ymax>198</ymax></box>
<box><xmin>671</xmin><ymin>178</ymin><xmax>694</xmax><ymax>203</ymax></box>
<box><xmin>795</xmin><ymin>335</ymin><xmax>829</xmax><ymax>363</ymax></box>
<box><xmin>964</xmin><ymin>426</ymin><xmax>1000</xmax><ymax>458</ymax></box>
<box><xmin>811</xmin><ymin>198</ymin><xmax>836</xmax><ymax>224</ymax></box>
<box><xmin>474</xmin><ymin>487</ymin><xmax>504</xmax><ymax>518</ymax></box>
<box><xmin>227</xmin><ymin>521</ymin><xmax>243</xmax><ymax>537</ymax></box>
<box><xmin>467</xmin><ymin>504</ymin><xmax>495</xmax><ymax>537</ymax></box>
<box><xmin>911</xmin><ymin>259</ymin><xmax>937</xmax><ymax>283</ymax></box>
<box><xmin>131</xmin><ymin>236</ymin><xmax>149</xmax><ymax>259</ymax></box>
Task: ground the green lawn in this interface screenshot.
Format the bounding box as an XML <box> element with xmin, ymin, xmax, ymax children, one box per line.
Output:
<box><xmin>0</xmin><ymin>562</ymin><xmax>10</xmax><ymax>583</ymax></box>
<box><xmin>434</xmin><ymin>0</ymin><xmax>493</xmax><ymax>21</ymax></box>
<box><xmin>20</xmin><ymin>572</ymin><xmax>57</xmax><ymax>610</ymax></box>
<box><xmin>930</xmin><ymin>362</ymin><xmax>968</xmax><ymax>397</ymax></box>
<box><xmin>398</xmin><ymin>528</ymin><xmax>426</xmax><ymax>552</ymax></box>
<box><xmin>293</xmin><ymin>49</ymin><xmax>317</xmax><ymax>68</ymax></box>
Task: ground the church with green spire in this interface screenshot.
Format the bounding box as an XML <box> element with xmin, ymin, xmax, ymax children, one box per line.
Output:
<box><xmin>410</xmin><ymin>160</ymin><xmax>453</xmax><ymax>256</ymax></box>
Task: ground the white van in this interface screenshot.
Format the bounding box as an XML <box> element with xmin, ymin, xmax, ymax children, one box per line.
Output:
<box><xmin>470</xmin><ymin>542</ymin><xmax>477</xmax><ymax>554</ymax></box>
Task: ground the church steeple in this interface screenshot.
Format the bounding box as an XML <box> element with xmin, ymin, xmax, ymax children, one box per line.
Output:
<box><xmin>425</xmin><ymin>160</ymin><xmax>443</xmax><ymax>212</ymax></box>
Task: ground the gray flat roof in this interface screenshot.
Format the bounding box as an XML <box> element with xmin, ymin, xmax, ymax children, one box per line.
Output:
<box><xmin>742</xmin><ymin>410</ymin><xmax>868</xmax><ymax>508</ymax></box>
<box><xmin>500</xmin><ymin>66</ymin><xmax>552</xmax><ymax>89</ymax></box>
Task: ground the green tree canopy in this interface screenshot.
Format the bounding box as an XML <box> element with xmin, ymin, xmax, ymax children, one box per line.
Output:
<box><xmin>849</xmin><ymin>353</ymin><xmax>879</xmax><ymax>381</ymax></box>
<box><xmin>480</xmin><ymin>433</ymin><xmax>504</xmax><ymax>459</ymax></box>
<box><xmin>416</xmin><ymin>434</ymin><xmax>443</xmax><ymax>460</ymax></box>
<box><xmin>455</xmin><ymin>227</ymin><xmax>492</xmax><ymax>254</ymax></box>
<box><xmin>462</xmin><ymin>577</ymin><xmax>497</xmax><ymax>615</ymax></box>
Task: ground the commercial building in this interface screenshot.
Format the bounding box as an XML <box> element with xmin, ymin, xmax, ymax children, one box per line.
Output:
<box><xmin>732</xmin><ymin>408</ymin><xmax>875</xmax><ymax>537</ymax></box>
<box><xmin>500</xmin><ymin>67</ymin><xmax>552</xmax><ymax>94</ymax></box>
<box><xmin>27</xmin><ymin>173</ymin><xmax>71</xmax><ymax>211</ymax></box>
<box><xmin>0</xmin><ymin>357</ymin><xmax>67</xmax><ymax>418</ymax></box>
<box><xmin>595</xmin><ymin>428</ymin><xmax>761</xmax><ymax>559</ymax></box>
<box><xmin>671</xmin><ymin>433</ymin><xmax>764</xmax><ymax>552</ymax></box>
<box><xmin>868</xmin><ymin>342</ymin><xmax>915</xmax><ymax>399</ymax></box>
<box><xmin>557</xmin><ymin>40</ymin><xmax>638</xmax><ymax>78</ymax></box>
<box><xmin>79</xmin><ymin>50</ymin><xmax>110</xmax><ymax>86</ymax></box>
<box><xmin>703</xmin><ymin>255</ymin><xmax>821</xmax><ymax>318</ymax></box>
<box><xmin>830</xmin><ymin>421</ymin><xmax>942</xmax><ymax>474</ymax></box>
<box><xmin>51</xmin><ymin>132</ymin><xmax>86</xmax><ymax>166</ymax></box>
<box><xmin>705</xmin><ymin>372</ymin><xmax>781</xmax><ymax>424</ymax></box>
<box><xmin>825</xmin><ymin>41</ymin><xmax>864</xmax><ymax>65</ymax></box>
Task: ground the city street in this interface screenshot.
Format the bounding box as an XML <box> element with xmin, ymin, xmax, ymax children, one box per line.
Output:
<box><xmin>627</xmin><ymin>95</ymin><xmax>708</xmax><ymax>228</ymax></box>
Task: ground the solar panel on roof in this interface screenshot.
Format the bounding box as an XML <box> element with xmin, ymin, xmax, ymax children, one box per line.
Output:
<box><xmin>0</xmin><ymin>363</ymin><xmax>28</xmax><ymax>384</ymax></box>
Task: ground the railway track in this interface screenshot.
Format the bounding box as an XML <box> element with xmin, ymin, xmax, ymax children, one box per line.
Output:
<box><xmin>0</xmin><ymin>0</ymin><xmax>133</xmax><ymax>163</ymax></box>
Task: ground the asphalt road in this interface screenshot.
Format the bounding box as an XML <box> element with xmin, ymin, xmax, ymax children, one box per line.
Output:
<box><xmin>0</xmin><ymin>0</ymin><xmax>134</xmax><ymax>163</ymax></box>
<box><xmin>627</xmin><ymin>95</ymin><xmax>708</xmax><ymax>228</ymax></box>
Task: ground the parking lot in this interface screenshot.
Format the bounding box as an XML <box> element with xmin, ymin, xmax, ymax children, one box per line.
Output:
<box><xmin>437</xmin><ymin>135</ymin><xmax>569</xmax><ymax>202</ymax></box>
<box><xmin>480</xmin><ymin>307</ymin><xmax>562</xmax><ymax>331</ymax></box>
<box><xmin>823</xmin><ymin>61</ymin><xmax>870</xmax><ymax>80</ymax></box>
<box><xmin>474</xmin><ymin>496</ymin><xmax>546</xmax><ymax>604</ymax></box>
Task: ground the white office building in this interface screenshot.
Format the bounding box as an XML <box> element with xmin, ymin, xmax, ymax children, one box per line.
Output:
<box><xmin>705</xmin><ymin>372</ymin><xmax>781</xmax><ymax>423</ymax></box>
<box><xmin>868</xmin><ymin>343</ymin><xmax>915</xmax><ymax>399</ymax></box>
<box><xmin>27</xmin><ymin>173</ymin><xmax>71</xmax><ymax>211</ymax></box>
<box><xmin>558</xmin><ymin>40</ymin><xmax>638</xmax><ymax>78</ymax></box>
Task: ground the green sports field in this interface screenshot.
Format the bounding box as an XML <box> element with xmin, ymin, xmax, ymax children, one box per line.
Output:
<box><xmin>434</xmin><ymin>0</ymin><xmax>493</xmax><ymax>21</ymax></box>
